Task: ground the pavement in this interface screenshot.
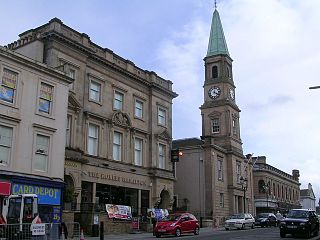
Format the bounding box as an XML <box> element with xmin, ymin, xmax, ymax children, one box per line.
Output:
<box><xmin>85</xmin><ymin>227</ymin><xmax>220</xmax><ymax>240</ymax></box>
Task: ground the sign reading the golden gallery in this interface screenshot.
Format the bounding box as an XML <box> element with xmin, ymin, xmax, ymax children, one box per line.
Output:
<box><xmin>87</xmin><ymin>171</ymin><xmax>147</xmax><ymax>186</ymax></box>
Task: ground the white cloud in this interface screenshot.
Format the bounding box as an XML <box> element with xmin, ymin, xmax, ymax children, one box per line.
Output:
<box><xmin>155</xmin><ymin>18</ymin><xmax>209</xmax><ymax>138</ymax></box>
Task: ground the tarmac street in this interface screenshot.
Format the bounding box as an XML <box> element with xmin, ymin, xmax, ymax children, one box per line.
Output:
<box><xmin>85</xmin><ymin>227</ymin><xmax>320</xmax><ymax>240</ymax></box>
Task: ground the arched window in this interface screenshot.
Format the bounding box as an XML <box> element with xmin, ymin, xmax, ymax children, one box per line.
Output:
<box><xmin>212</xmin><ymin>66</ymin><xmax>218</xmax><ymax>78</ymax></box>
<box><xmin>212</xmin><ymin>118</ymin><xmax>220</xmax><ymax>133</ymax></box>
<box><xmin>226</xmin><ymin>66</ymin><xmax>231</xmax><ymax>78</ymax></box>
<box><xmin>258</xmin><ymin>180</ymin><xmax>265</xmax><ymax>193</ymax></box>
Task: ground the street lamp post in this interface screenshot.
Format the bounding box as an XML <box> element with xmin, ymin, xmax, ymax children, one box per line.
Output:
<box><xmin>240</xmin><ymin>176</ymin><xmax>248</xmax><ymax>213</ymax></box>
<box><xmin>263</xmin><ymin>183</ymin><xmax>270</xmax><ymax>212</ymax></box>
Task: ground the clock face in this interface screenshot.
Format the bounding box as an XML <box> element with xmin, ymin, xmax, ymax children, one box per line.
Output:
<box><xmin>229</xmin><ymin>88</ymin><xmax>235</xmax><ymax>100</ymax></box>
<box><xmin>208</xmin><ymin>86</ymin><xmax>221</xmax><ymax>99</ymax></box>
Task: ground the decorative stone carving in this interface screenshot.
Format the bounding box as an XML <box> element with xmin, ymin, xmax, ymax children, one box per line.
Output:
<box><xmin>232</xmin><ymin>112</ymin><xmax>239</xmax><ymax>118</ymax></box>
<box><xmin>68</xmin><ymin>94</ymin><xmax>81</xmax><ymax>113</ymax></box>
<box><xmin>112</xmin><ymin>111</ymin><xmax>131</xmax><ymax>128</ymax></box>
<box><xmin>208</xmin><ymin>111</ymin><xmax>222</xmax><ymax>118</ymax></box>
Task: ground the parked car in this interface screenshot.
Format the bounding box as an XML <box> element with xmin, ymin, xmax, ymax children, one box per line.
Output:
<box><xmin>225</xmin><ymin>213</ymin><xmax>255</xmax><ymax>230</ymax></box>
<box><xmin>255</xmin><ymin>213</ymin><xmax>278</xmax><ymax>227</ymax></box>
<box><xmin>279</xmin><ymin>209</ymin><xmax>319</xmax><ymax>238</ymax></box>
<box><xmin>154</xmin><ymin>213</ymin><xmax>199</xmax><ymax>238</ymax></box>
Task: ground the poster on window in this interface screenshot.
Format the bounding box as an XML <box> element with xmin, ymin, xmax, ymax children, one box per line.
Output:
<box><xmin>38</xmin><ymin>99</ymin><xmax>50</xmax><ymax>113</ymax></box>
<box><xmin>147</xmin><ymin>208</ymin><xmax>169</xmax><ymax>221</ymax></box>
<box><xmin>0</xmin><ymin>86</ymin><xmax>14</xmax><ymax>103</ymax></box>
<box><xmin>106</xmin><ymin>204</ymin><xmax>132</xmax><ymax>220</ymax></box>
<box><xmin>40</xmin><ymin>83</ymin><xmax>53</xmax><ymax>101</ymax></box>
<box><xmin>2</xmin><ymin>69</ymin><xmax>17</xmax><ymax>89</ymax></box>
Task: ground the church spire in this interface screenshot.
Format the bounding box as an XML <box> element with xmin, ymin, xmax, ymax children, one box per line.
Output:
<box><xmin>206</xmin><ymin>8</ymin><xmax>230</xmax><ymax>57</ymax></box>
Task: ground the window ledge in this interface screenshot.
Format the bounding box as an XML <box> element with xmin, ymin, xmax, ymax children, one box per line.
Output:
<box><xmin>35</xmin><ymin>112</ymin><xmax>55</xmax><ymax>120</ymax></box>
<box><xmin>88</xmin><ymin>99</ymin><xmax>102</xmax><ymax>106</ymax></box>
<box><xmin>0</xmin><ymin>100</ymin><xmax>19</xmax><ymax>109</ymax></box>
<box><xmin>134</xmin><ymin>116</ymin><xmax>145</xmax><ymax>122</ymax></box>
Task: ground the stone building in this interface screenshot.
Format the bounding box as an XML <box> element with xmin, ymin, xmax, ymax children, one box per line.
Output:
<box><xmin>252</xmin><ymin>156</ymin><xmax>301</xmax><ymax>214</ymax></box>
<box><xmin>300</xmin><ymin>183</ymin><xmax>316</xmax><ymax>210</ymax></box>
<box><xmin>0</xmin><ymin>46</ymin><xmax>72</xmax><ymax>222</ymax></box>
<box><xmin>173</xmin><ymin>8</ymin><xmax>255</xmax><ymax>226</ymax></box>
<box><xmin>6</xmin><ymin>17</ymin><xmax>177</xmax><ymax>229</ymax></box>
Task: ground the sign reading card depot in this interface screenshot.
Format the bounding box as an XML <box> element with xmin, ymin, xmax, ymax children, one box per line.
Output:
<box><xmin>87</xmin><ymin>172</ymin><xmax>147</xmax><ymax>186</ymax></box>
<box><xmin>12</xmin><ymin>183</ymin><xmax>61</xmax><ymax>205</ymax></box>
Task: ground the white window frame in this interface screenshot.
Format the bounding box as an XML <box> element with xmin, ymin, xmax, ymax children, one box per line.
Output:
<box><xmin>158</xmin><ymin>107</ymin><xmax>166</xmax><ymax>126</ymax></box>
<box><xmin>34</xmin><ymin>134</ymin><xmax>50</xmax><ymax>172</ymax></box>
<box><xmin>114</xmin><ymin>91</ymin><xmax>124</xmax><ymax>111</ymax></box>
<box><xmin>0</xmin><ymin>124</ymin><xmax>13</xmax><ymax>166</ymax></box>
<box><xmin>134</xmin><ymin>138</ymin><xmax>143</xmax><ymax>166</ymax></box>
<box><xmin>59</xmin><ymin>59</ymin><xmax>79</xmax><ymax>91</ymax></box>
<box><xmin>236</xmin><ymin>162</ymin><xmax>241</xmax><ymax>184</ymax></box>
<box><xmin>212</xmin><ymin>118</ymin><xmax>220</xmax><ymax>133</ymax></box>
<box><xmin>158</xmin><ymin>144</ymin><xmax>166</xmax><ymax>169</ymax></box>
<box><xmin>113</xmin><ymin>131</ymin><xmax>122</xmax><ymax>161</ymax></box>
<box><xmin>68</xmin><ymin>68</ymin><xmax>76</xmax><ymax>91</ymax></box>
<box><xmin>38</xmin><ymin>82</ymin><xmax>54</xmax><ymax>115</ymax></box>
<box><xmin>0</xmin><ymin>68</ymin><xmax>18</xmax><ymax>105</ymax></box>
<box><xmin>218</xmin><ymin>159</ymin><xmax>223</xmax><ymax>181</ymax></box>
<box><xmin>66</xmin><ymin>115</ymin><xmax>72</xmax><ymax>147</ymax></box>
<box><xmin>219</xmin><ymin>193</ymin><xmax>224</xmax><ymax>208</ymax></box>
<box><xmin>232</xmin><ymin>118</ymin><xmax>237</xmax><ymax>135</ymax></box>
<box><xmin>87</xmin><ymin>123</ymin><xmax>99</xmax><ymax>156</ymax></box>
<box><xmin>134</xmin><ymin>99</ymin><xmax>144</xmax><ymax>119</ymax></box>
<box><xmin>89</xmin><ymin>81</ymin><xmax>101</xmax><ymax>103</ymax></box>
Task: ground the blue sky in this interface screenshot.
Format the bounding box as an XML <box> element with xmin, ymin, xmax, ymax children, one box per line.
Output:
<box><xmin>1</xmin><ymin>0</ymin><xmax>320</xmax><ymax>201</ymax></box>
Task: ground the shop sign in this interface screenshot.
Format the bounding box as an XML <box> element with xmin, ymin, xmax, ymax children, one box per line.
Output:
<box><xmin>132</xmin><ymin>217</ymin><xmax>139</xmax><ymax>230</ymax></box>
<box><xmin>12</xmin><ymin>183</ymin><xmax>61</xmax><ymax>205</ymax></box>
<box><xmin>106</xmin><ymin>204</ymin><xmax>132</xmax><ymax>220</ymax></box>
<box><xmin>51</xmin><ymin>206</ymin><xmax>61</xmax><ymax>223</ymax></box>
<box><xmin>93</xmin><ymin>215</ymin><xmax>99</xmax><ymax>225</ymax></box>
<box><xmin>0</xmin><ymin>181</ymin><xmax>11</xmax><ymax>195</ymax></box>
<box><xmin>87</xmin><ymin>171</ymin><xmax>147</xmax><ymax>186</ymax></box>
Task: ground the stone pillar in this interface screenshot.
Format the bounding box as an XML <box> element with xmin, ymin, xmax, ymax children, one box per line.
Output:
<box><xmin>92</xmin><ymin>182</ymin><xmax>97</xmax><ymax>203</ymax></box>
<box><xmin>138</xmin><ymin>189</ymin><xmax>141</xmax><ymax>216</ymax></box>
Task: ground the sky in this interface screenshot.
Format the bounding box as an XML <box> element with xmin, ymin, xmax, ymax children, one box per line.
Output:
<box><xmin>0</xmin><ymin>0</ymin><xmax>319</xmax><ymax>202</ymax></box>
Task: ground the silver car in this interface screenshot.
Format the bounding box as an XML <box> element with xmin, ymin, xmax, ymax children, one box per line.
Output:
<box><xmin>225</xmin><ymin>213</ymin><xmax>255</xmax><ymax>230</ymax></box>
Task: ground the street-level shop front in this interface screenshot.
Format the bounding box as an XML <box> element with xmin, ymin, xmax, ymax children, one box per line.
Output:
<box><xmin>0</xmin><ymin>180</ymin><xmax>11</xmax><ymax>222</ymax></box>
<box><xmin>64</xmin><ymin>160</ymin><xmax>175</xmax><ymax>233</ymax></box>
<box><xmin>0</xmin><ymin>172</ymin><xmax>63</xmax><ymax>223</ymax></box>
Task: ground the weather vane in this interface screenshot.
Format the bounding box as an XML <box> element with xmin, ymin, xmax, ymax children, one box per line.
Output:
<box><xmin>214</xmin><ymin>0</ymin><xmax>217</xmax><ymax>9</ymax></box>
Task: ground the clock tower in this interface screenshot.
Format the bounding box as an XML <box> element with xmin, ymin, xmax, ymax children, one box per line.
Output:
<box><xmin>173</xmin><ymin>7</ymin><xmax>255</xmax><ymax>221</ymax></box>
<box><xmin>201</xmin><ymin>8</ymin><xmax>243</xmax><ymax>154</ymax></box>
<box><xmin>173</xmin><ymin>6</ymin><xmax>255</xmax><ymax>222</ymax></box>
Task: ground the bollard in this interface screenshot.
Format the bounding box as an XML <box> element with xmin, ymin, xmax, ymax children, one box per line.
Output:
<box><xmin>200</xmin><ymin>216</ymin><xmax>203</xmax><ymax>228</ymax></box>
<box><xmin>99</xmin><ymin>221</ymin><xmax>104</xmax><ymax>240</ymax></box>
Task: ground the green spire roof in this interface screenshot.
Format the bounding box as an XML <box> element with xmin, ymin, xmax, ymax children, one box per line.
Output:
<box><xmin>207</xmin><ymin>9</ymin><xmax>230</xmax><ymax>57</ymax></box>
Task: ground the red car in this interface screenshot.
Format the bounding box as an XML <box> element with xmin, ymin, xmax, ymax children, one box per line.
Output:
<box><xmin>154</xmin><ymin>213</ymin><xmax>200</xmax><ymax>238</ymax></box>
